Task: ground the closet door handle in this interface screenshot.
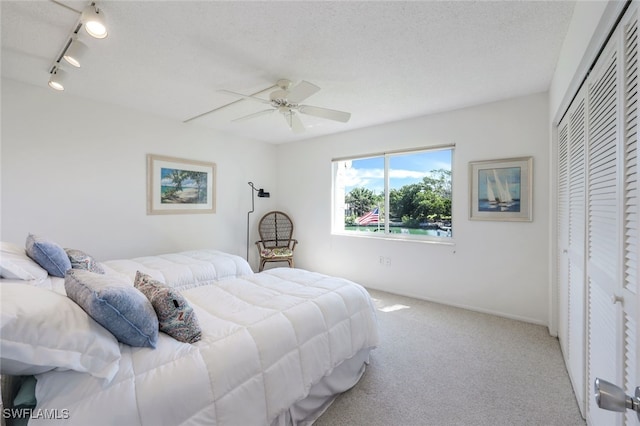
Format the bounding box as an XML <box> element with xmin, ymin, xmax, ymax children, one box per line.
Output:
<box><xmin>611</xmin><ymin>295</ymin><xmax>624</xmax><ymax>304</ymax></box>
<box><xmin>595</xmin><ymin>378</ymin><xmax>640</xmax><ymax>420</ymax></box>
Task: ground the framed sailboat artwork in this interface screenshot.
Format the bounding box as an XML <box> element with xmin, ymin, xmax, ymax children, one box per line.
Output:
<box><xmin>469</xmin><ymin>156</ymin><xmax>533</xmax><ymax>221</ymax></box>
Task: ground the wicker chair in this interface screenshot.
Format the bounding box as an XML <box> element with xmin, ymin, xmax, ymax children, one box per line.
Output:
<box><xmin>255</xmin><ymin>211</ymin><xmax>298</xmax><ymax>272</ymax></box>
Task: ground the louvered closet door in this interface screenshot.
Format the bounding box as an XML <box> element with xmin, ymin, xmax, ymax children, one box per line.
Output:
<box><xmin>586</xmin><ymin>37</ymin><xmax>621</xmax><ymax>426</ymax></box>
<box><xmin>585</xmin><ymin>16</ymin><xmax>626</xmax><ymax>425</ymax></box>
<box><xmin>621</xmin><ymin>8</ymin><xmax>639</xmax><ymax>426</ymax></box>
<box><xmin>557</xmin><ymin>113</ymin><xmax>569</xmax><ymax>358</ymax></box>
<box><xmin>569</xmin><ymin>89</ymin><xmax>588</xmax><ymax>417</ymax></box>
<box><xmin>556</xmin><ymin>3</ymin><xmax>640</xmax><ymax>423</ymax></box>
<box><xmin>557</xmin><ymin>86</ymin><xmax>588</xmax><ymax>417</ymax></box>
<box><xmin>585</xmin><ymin>7</ymin><xmax>639</xmax><ymax>424</ymax></box>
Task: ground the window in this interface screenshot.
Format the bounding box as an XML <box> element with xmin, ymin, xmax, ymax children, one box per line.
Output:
<box><xmin>332</xmin><ymin>146</ymin><xmax>453</xmax><ymax>239</ymax></box>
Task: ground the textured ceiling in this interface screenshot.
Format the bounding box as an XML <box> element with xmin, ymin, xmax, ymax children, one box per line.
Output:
<box><xmin>1</xmin><ymin>1</ymin><xmax>576</xmax><ymax>144</ymax></box>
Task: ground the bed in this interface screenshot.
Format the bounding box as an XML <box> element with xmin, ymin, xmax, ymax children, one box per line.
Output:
<box><xmin>0</xmin><ymin>237</ymin><xmax>379</xmax><ymax>425</ymax></box>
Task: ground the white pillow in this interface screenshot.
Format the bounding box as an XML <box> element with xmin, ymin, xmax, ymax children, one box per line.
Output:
<box><xmin>0</xmin><ymin>283</ymin><xmax>121</xmax><ymax>381</ymax></box>
<box><xmin>0</xmin><ymin>241</ymin><xmax>48</xmax><ymax>281</ymax></box>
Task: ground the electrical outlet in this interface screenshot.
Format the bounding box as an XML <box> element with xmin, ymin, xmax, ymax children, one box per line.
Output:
<box><xmin>385</xmin><ymin>257</ymin><xmax>391</xmax><ymax>266</ymax></box>
<box><xmin>379</xmin><ymin>256</ymin><xmax>385</xmax><ymax>264</ymax></box>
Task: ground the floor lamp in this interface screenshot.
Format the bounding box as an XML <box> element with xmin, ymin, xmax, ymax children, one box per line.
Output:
<box><xmin>246</xmin><ymin>182</ymin><xmax>270</xmax><ymax>260</ymax></box>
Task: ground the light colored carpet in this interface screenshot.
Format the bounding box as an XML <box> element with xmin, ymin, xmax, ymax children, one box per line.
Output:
<box><xmin>314</xmin><ymin>289</ymin><xmax>585</xmax><ymax>426</ymax></box>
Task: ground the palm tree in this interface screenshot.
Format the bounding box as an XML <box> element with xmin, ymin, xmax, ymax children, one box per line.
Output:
<box><xmin>346</xmin><ymin>187</ymin><xmax>377</xmax><ymax>217</ymax></box>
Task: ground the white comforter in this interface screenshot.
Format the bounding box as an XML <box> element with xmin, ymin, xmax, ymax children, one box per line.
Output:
<box><xmin>32</xmin><ymin>267</ymin><xmax>379</xmax><ymax>425</ymax></box>
<box><xmin>101</xmin><ymin>249</ymin><xmax>254</xmax><ymax>289</ymax></box>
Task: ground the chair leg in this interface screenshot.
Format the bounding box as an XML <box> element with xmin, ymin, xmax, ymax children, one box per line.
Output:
<box><xmin>288</xmin><ymin>258</ymin><xmax>294</xmax><ymax>268</ymax></box>
<box><xmin>259</xmin><ymin>259</ymin><xmax>265</xmax><ymax>272</ymax></box>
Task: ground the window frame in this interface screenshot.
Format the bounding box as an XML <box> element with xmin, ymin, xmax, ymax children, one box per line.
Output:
<box><xmin>331</xmin><ymin>144</ymin><xmax>455</xmax><ymax>243</ymax></box>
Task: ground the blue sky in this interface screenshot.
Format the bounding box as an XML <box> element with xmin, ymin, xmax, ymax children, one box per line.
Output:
<box><xmin>343</xmin><ymin>150</ymin><xmax>452</xmax><ymax>194</ymax></box>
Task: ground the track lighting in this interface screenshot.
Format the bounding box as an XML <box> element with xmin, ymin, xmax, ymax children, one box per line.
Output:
<box><xmin>63</xmin><ymin>35</ymin><xmax>88</xmax><ymax>68</ymax></box>
<box><xmin>81</xmin><ymin>3</ymin><xmax>108</xmax><ymax>39</ymax></box>
<box><xmin>48</xmin><ymin>67</ymin><xmax>67</xmax><ymax>91</ymax></box>
<box><xmin>47</xmin><ymin>2</ymin><xmax>108</xmax><ymax>90</ymax></box>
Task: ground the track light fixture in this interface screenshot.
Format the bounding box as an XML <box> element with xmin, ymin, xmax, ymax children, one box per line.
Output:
<box><xmin>62</xmin><ymin>35</ymin><xmax>88</xmax><ymax>68</ymax></box>
<box><xmin>47</xmin><ymin>1</ymin><xmax>108</xmax><ymax>90</ymax></box>
<box><xmin>81</xmin><ymin>3</ymin><xmax>108</xmax><ymax>39</ymax></box>
<box><xmin>48</xmin><ymin>67</ymin><xmax>67</xmax><ymax>91</ymax></box>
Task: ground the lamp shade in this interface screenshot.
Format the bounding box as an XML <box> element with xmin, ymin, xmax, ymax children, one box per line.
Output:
<box><xmin>81</xmin><ymin>5</ymin><xmax>108</xmax><ymax>39</ymax></box>
<box><xmin>48</xmin><ymin>68</ymin><xmax>67</xmax><ymax>91</ymax></box>
<box><xmin>63</xmin><ymin>36</ymin><xmax>88</xmax><ymax>67</ymax></box>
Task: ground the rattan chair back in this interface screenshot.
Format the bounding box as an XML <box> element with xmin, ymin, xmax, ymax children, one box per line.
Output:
<box><xmin>255</xmin><ymin>211</ymin><xmax>297</xmax><ymax>271</ymax></box>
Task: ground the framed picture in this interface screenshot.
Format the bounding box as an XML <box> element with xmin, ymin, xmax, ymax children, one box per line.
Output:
<box><xmin>469</xmin><ymin>156</ymin><xmax>532</xmax><ymax>221</ymax></box>
<box><xmin>147</xmin><ymin>154</ymin><xmax>216</xmax><ymax>215</ymax></box>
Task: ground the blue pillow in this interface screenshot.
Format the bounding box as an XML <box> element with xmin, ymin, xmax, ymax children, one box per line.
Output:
<box><xmin>65</xmin><ymin>269</ymin><xmax>159</xmax><ymax>348</ymax></box>
<box><xmin>25</xmin><ymin>234</ymin><xmax>71</xmax><ymax>278</ymax></box>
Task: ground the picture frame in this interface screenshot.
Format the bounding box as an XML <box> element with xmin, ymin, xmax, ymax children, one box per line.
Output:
<box><xmin>147</xmin><ymin>154</ymin><xmax>216</xmax><ymax>215</ymax></box>
<box><xmin>469</xmin><ymin>156</ymin><xmax>532</xmax><ymax>222</ymax></box>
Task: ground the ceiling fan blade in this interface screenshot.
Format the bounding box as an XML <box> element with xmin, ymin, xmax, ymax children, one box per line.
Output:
<box><xmin>298</xmin><ymin>105</ymin><xmax>351</xmax><ymax>123</ymax></box>
<box><xmin>283</xmin><ymin>111</ymin><xmax>305</xmax><ymax>133</ymax></box>
<box><xmin>290</xmin><ymin>112</ymin><xmax>305</xmax><ymax>133</ymax></box>
<box><xmin>286</xmin><ymin>81</ymin><xmax>321</xmax><ymax>104</ymax></box>
<box><xmin>218</xmin><ymin>89</ymin><xmax>271</xmax><ymax>104</ymax></box>
<box><xmin>232</xmin><ymin>109</ymin><xmax>275</xmax><ymax>122</ymax></box>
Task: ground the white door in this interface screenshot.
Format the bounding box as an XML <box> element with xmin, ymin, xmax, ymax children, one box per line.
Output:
<box><xmin>588</xmin><ymin>4</ymin><xmax>639</xmax><ymax>425</ymax></box>
<box><xmin>620</xmin><ymin>8</ymin><xmax>639</xmax><ymax>425</ymax></box>
<box><xmin>619</xmin><ymin>8</ymin><xmax>640</xmax><ymax>425</ymax></box>
<box><xmin>557</xmin><ymin>85</ymin><xmax>588</xmax><ymax>417</ymax></box>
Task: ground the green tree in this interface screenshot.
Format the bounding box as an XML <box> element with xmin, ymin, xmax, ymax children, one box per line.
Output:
<box><xmin>186</xmin><ymin>171</ymin><xmax>207</xmax><ymax>202</ymax></box>
<box><xmin>346</xmin><ymin>187</ymin><xmax>378</xmax><ymax>217</ymax></box>
<box><xmin>389</xmin><ymin>183</ymin><xmax>422</xmax><ymax>220</ymax></box>
<box><xmin>169</xmin><ymin>169</ymin><xmax>188</xmax><ymax>192</ymax></box>
<box><xmin>389</xmin><ymin>169</ymin><xmax>452</xmax><ymax>225</ymax></box>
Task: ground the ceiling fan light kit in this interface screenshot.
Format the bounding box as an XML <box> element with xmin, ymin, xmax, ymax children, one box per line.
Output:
<box><xmin>208</xmin><ymin>79</ymin><xmax>351</xmax><ymax>133</ymax></box>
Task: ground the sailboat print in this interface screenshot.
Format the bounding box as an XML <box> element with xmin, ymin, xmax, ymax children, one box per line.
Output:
<box><xmin>489</xmin><ymin>170</ymin><xmax>514</xmax><ymax>211</ymax></box>
<box><xmin>477</xmin><ymin>164</ymin><xmax>524</xmax><ymax>214</ymax></box>
<box><xmin>486</xmin><ymin>176</ymin><xmax>498</xmax><ymax>207</ymax></box>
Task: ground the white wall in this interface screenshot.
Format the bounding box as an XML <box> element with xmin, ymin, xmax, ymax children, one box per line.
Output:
<box><xmin>276</xmin><ymin>92</ymin><xmax>550</xmax><ymax>325</ymax></box>
<box><xmin>1</xmin><ymin>79</ymin><xmax>277</xmax><ymax>265</ymax></box>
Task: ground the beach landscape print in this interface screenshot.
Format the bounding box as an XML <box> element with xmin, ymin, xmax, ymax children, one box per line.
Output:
<box><xmin>147</xmin><ymin>154</ymin><xmax>216</xmax><ymax>214</ymax></box>
<box><xmin>161</xmin><ymin>168</ymin><xmax>208</xmax><ymax>204</ymax></box>
<box><xmin>469</xmin><ymin>157</ymin><xmax>532</xmax><ymax>221</ymax></box>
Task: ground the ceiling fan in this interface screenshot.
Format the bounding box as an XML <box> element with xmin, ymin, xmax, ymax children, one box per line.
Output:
<box><xmin>217</xmin><ymin>79</ymin><xmax>351</xmax><ymax>133</ymax></box>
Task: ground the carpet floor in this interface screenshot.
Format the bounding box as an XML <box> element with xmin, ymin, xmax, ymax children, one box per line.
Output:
<box><xmin>314</xmin><ymin>289</ymin><xmax>585</xmax><ymax>426</ymax></box>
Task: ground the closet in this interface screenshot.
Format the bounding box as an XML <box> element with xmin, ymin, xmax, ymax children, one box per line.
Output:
<box><xmin>556</xmin><ymin>2</ymin><xmax>639</xmax><ymax>424</ymax></box>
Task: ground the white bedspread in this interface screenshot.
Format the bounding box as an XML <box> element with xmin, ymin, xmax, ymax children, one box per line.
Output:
<box><xmin>32</xmin><ymin>267</ymin><xmax>379</xmax><ymax>425</ymax></box>
<box><xmin>101</xmin><ymin>249</ymin><xmax>254</xmax><ymax>289</ymax></box>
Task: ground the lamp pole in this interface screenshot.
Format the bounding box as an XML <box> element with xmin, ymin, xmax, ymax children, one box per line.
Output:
<box><xmin>247</xmin><ymin>182</ymin><xmax>257</xmax><ymax>260</ymax></box>
<box><xmin>246</xmin><ymin>182</ymin><xmax>270</xmax><ymax>261</ymax></box>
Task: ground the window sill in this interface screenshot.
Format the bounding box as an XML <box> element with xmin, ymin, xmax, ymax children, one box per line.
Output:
<box><xmin>330</xmin><ymin>231</ymin><xmax>456</xmax><ymax>246</ymax></box>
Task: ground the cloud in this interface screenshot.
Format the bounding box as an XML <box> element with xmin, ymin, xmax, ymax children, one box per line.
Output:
<box><xmin>342</xmin><ymin>167</ymin><xmax>384</xmax><ymax>187</ymax></box>
<box><xmin>390</xmin><ymin>169</ymin><xmax>429</xmax><ymax>179</ymax></box>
